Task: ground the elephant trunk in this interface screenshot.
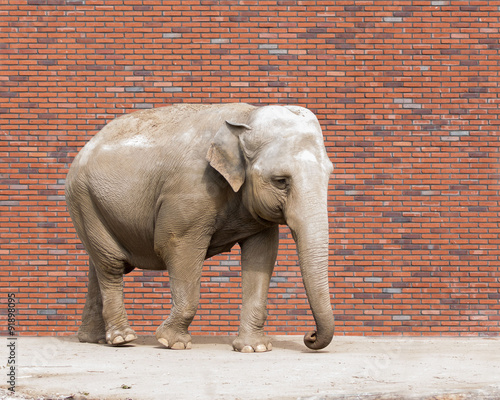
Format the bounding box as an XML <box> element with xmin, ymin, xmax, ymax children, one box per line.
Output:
<box><xmin>286</xmin><ymin>195</ymin><xmax>334</xmax><ymax>351</ymax></box>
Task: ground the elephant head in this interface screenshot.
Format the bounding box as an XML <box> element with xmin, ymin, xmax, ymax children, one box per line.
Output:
<box><xmin>206</xmin><ymin>105</ymin><xmax>334</xmax><ymax>350</ymax></box>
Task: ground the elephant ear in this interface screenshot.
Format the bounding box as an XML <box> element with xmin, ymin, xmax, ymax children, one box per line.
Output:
<box><xmin>206</xmin><ymin>121</ymin><xmax>251</xmax><ymax>192</ymax></box>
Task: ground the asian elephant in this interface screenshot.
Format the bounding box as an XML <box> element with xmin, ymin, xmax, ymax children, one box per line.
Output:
<box><xmin>65</xmin><ymin>103</ymin><xmax>334</xmax><ymax>352</ymax></box>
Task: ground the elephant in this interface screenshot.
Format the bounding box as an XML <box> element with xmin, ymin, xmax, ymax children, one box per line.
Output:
<box><xmin>65</xmin><ymin>103</ymin><xmax>334</xmax><ymax>352</ymax></box>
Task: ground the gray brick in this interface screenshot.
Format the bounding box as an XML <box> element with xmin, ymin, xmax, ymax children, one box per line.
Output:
<box><xmin>259</xmin><ymin>44</ymin><xmax>278</xmax><ymax>50</ymax></box>
<box><xmin>163</xmin><ymin>33</ymin><xmax>181</xmax><ymax>39</ymax></box>
<box><xmin>441</xmin><ymin>136</ymin><xmax>459</xmax><ymax>142</ymax></box>
<box><xmin>125</xmin><ymin>87</ymin><xmax>144</xmax><ymax>93</ymax></box>
<box><xmin>220</xmin><ymin>261</ymin><xmax>239</xmax><ymax>266</ymax></box>
<box><xmin>57</xmin><ymin>298</ymin><xmax>77</xmax><ymax>304</ymax></box>
<box><xmin>210</xmin><ymin>277</ymin><xmax>229</xmax><ymax>283</ymax></box>
<box><xmin>394</xmin><ymin>98</ymin><xmax>413</xmax><ymax>104</ymax></box>
<box><xmin>48</xmin><ymin>196</ymin><xmax>65</xmax><ymax>201</ymax></box>
<box><xmin>364</xmin><ymin>277</ymin><xmax>383</xmax><ymax>283</ymax></box>
<box><xmin>384</xmin><ymin>17</ymin><xmax>403</xmax><ymax>23</ymax></box>
<box><xmin>269</xmin><ymin>49</ymin><xmax>288</xmax><ymax>55</ymax></box>
<box><xmin>382</xmin><ymin>288</ymin><xmax>402</xmax><ymax>294</ymax></box>
<box><xmin>211</xmin><ymin>38</ymin><xmax>230</xmax><ymax>44</ymax></box>
<box><xmin>393</xmin><ymin>315</ymin><xmax>411</xmax><ymax>321</ymax></box>
<box><xmin>135</xmin><ymin>103</ymin><xmax>153</xmax><ymax>109</ymax></box>
<box><xmin>0</xmin><ymin>201</ymin><xmax>19</xmax><ymax>206</ymax></box>
<box><xmin>38</xmin><ymin>309</ymin><xmax>56</xmax><ymax>315</ymax></box>
<box><xmin>403</xmin><ymin>103</ymin><xmax>422</xmax><ymax>109</ymax></box>
<box><xmin>162</xmin><ymin>87</ymin><xmax>183</xmax><ymax>93</ymax></box>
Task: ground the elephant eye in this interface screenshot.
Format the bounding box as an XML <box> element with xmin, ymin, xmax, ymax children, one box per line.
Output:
<box><xmin>272</xmin><ymin>177</ymin><xmax>289</xmax><ymax>190</ymax></box>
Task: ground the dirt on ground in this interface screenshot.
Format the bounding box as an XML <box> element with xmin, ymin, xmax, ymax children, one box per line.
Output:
<box><xmin>1</xmin><ymin>335</ymin><xmax>499</xmax><ymax>400</ymax></box>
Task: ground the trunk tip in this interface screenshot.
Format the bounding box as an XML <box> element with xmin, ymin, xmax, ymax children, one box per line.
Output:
<box><xmin>303</xmin><ymin>330</ymin><xmax>333</xmax><ymax>350</ymax></box>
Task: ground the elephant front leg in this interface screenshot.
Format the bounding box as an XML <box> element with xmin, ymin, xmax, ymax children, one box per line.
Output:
<box><xmin>155</xmin><ymin>239</ymin><xmax>207</xmax><ymax>350</ymax></box>
<box><xmin>156</xmin><ymin>277</ymin><xmax>201</xmax><ymax>350</ymax></box>
<box><xmin>234</xmin><ymin>226</ymin><xmax>279</xmax><ymax>353</ymax></box>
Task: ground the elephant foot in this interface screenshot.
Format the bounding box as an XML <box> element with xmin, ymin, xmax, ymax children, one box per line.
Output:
<box><xmin>156</xmin><ymin>323</ymin><xmax>192</xmax><ymax>350</ymax></box>
<box><xmin>78</xmin><ymin>325</ymin><xmax>106</xmax><ymax>344</ymax></box>
<box><xmin>105</xmin><ymin>324</ymin><xmax>138</xmax><ymax>346</ymax></box>
<box><xmin>233</xmin><ymin>334</ymin><xmax>273</xmax><ymax>353</ymax></box>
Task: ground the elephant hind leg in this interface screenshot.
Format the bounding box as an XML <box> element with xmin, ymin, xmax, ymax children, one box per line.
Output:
<box><xmin>73</xmin><ymin>196</ymin><xmax>137</xmax><ymax>346</ymax></box>
<box><xmin>98</xmin><ymin>266</ymin><xmax>138</xmax><ymax>346</ymax></box>
<box><xmin>79</xmin><ymin>256</ymin><xmax>137</xmax><ymax>346</ymax></box>
<box><xmin>78</xmin><ymin>258</ymin><xmax>106</xmax><ymax>344</ymax></box>
<box><xmin>78</xmin><ymin>258</ymin><xmax>138</xmax><ymax>346</ymax></box>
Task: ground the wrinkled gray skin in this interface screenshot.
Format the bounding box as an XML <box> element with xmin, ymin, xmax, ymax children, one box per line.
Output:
<box><xmin>65</xmin><ymin>103</ymin><xmax>334</xmax><ymax>352</ymax></box>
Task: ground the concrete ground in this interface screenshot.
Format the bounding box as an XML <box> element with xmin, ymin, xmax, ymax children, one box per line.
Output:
<box><xmin>1</xmin><ymin>335</ymin><xmax>499</xmax><ymax>400</ymax></box>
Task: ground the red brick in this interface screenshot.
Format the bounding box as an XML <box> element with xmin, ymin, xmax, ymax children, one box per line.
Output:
<box><xmin>1</xmin><ymin>0</ymin><xmax>499</xmax><ymax>338</ymax></box>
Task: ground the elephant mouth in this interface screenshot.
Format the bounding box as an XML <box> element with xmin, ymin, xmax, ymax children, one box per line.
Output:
<box><xmin>257</xmin><ymin>202</ymin><xmax>287</xmax><ymax>225</ymax></box>
<box><xmin>254</xmin><ymin>213</ymin><xmax>281</xmax><ymax>226</ymax></box>
<box><xmin>243</xmin><ymin>186</ymin><xmax>286</xmax><ymax>226</ymax></box>
<box><xmin>254</xmin><ymin>206</ymin><xmax>286</xmax><ymax>226</ymax></box>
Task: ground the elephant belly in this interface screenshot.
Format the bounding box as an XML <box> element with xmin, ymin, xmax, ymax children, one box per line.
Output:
<box><xmin>206</xmin><ymin>218</ymin><xmax>270</xmax><ymax>259</ymax></box>
<box><xmin>85</xmin><ymin>185</ymin><xmax>166</xmax><ymax>271</ymax></box>
<box><xmin>107</xmin><ymin>222</ymin><xmax>165</xmax><ymax>271</ymax></box>
<box><xmin>205</xmin><ymin>241</ymin><xmax>238</xmax><ymax>259</ymax></box>
<box><xmin>126</xmin><ymin>252</ymin><xmax>165</xmax><ymax>271</ymax></box>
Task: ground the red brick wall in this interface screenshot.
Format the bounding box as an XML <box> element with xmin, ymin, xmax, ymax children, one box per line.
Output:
<box><xmin>1</xmin><ymin>1</ymin><xmax>499</xmax><ymax>337</ymax></box>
